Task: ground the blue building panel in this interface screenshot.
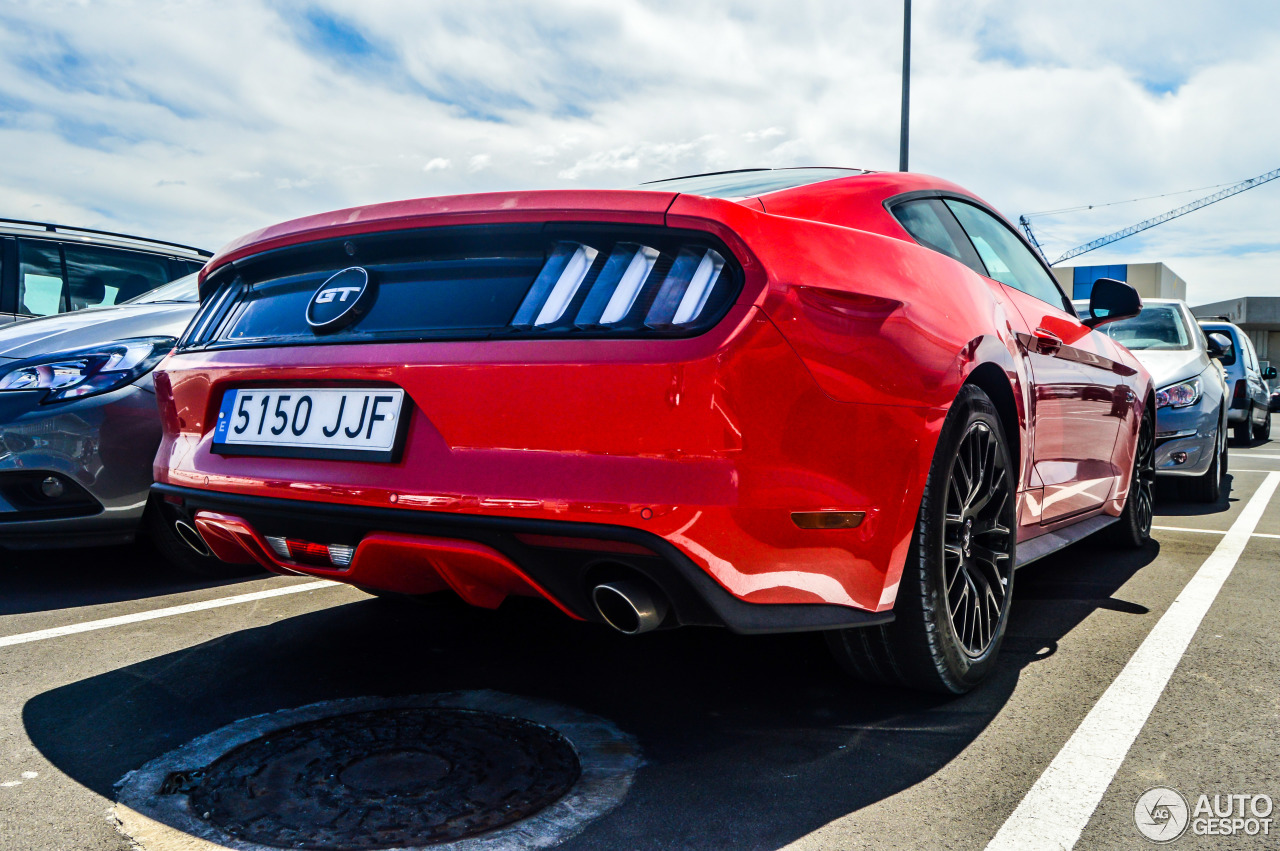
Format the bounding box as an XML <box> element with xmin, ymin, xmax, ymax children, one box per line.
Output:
<box><xmin>1072</xmin><ymin>264</ymin><xmax>1128</xmax><ymax>300</ymax></box>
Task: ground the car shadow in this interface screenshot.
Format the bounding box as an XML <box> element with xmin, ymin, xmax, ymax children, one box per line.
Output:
<box><xmin>1153</xmin><ymin>472</ymin><xmax>1239</xmax><ymax>517</ymax></box>
<box><xmin>0</xmin><ymin>543</ymin><xmax>267</xmax><ymax>616</ymax></box>
<box><xmin>23</xmin><ymin>538</ymin><xmax>1161</xmax><ymax>851</ymax></box>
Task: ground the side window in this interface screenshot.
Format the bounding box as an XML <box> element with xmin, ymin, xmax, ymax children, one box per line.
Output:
<box><xmin>1243</xmin><ymin>334</ymin><xmax>1260</xmax><ymax>372</ymax></box>
<box><xmin>17</xmin><ymin>240</ymin><xmax>66</xmax><ymax>317</ymax></box>
<box><xmin>944</xmin><ymin>200</ymin><xmax>1070</xmax><ymax>311</ymax></box>
<box><xmin>1215</xmin><ymin>330</ymin><xmax>1238</xmax><ymax>367</ymax></box>
<box><xmin>891</xmin><ymin>198</ymin><xmax>984</xmax><ymax>275</ymax></box>
<box><xmin>63</xmin><ymin>245</ymin><xmax>171</xmax><ymax>310</ymax></box>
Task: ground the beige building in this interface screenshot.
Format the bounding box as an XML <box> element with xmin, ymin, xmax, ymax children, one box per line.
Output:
<box><xmin>1191</xmin><ymin>297</ymin><xmax>1279</xmax><ymax>377</ymax></box>
<box><xmin>1052</xmin><ymin>262</ymin><xmax>1187</xmax><ymax>302</ymax></box>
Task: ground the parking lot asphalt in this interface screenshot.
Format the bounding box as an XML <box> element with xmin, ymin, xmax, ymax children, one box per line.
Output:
<box><xmin>2</xmin><ymin>439</ymin><xmax>1279</xmax><ymax>851</ymax></box>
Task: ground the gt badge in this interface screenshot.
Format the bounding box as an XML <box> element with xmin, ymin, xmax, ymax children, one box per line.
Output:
<box><xmin>306</xmin><ymin>267</ymin><xmax>376</xmax><ymax>333</ymax></box>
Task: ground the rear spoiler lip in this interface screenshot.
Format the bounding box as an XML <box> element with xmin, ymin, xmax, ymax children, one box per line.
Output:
<box><xmin>199</xmin><ymin>190</ymin><xmax>682</xmax><ymax>294</ymax></box>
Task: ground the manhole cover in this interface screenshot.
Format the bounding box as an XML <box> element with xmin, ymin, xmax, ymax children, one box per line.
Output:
<box><xmin>189</xmin><ymin>708</ymin><xmax>580</xmax><ymax>849</ymax></box>
<box><xmin>115</xmin><ymin>693</ymin><xmax>640</xmax><ymax>851</ymax></box>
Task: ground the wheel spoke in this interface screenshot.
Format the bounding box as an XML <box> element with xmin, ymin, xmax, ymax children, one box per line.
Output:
<box><xmin>940</xmin><ymin>418</ymin><xmax>1016</xmax><ymax>658</ymax></box>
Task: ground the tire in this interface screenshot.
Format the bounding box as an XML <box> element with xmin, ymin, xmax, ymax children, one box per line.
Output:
<box><xmin>1106</xmin><ymin>404</ymin><xmax>1155</xmax><ymax>547</ymax></box>
<box><xmin>1233</xmin><ymin>406</ymin><xmax>1252</xmax><ymax>444</ymax></box>
<box><xmin>826</xmin><ymin>385</ymin><xmax>1017</xmax><ymax>694</ymax></box>
<box><xmin>1183</xmin><ymin>421</ymin><xmax>1224</xmax><ymax>503</ymax></box>
<box><xmin>144</xmin><ymin>497</ymin><xmax>262</xmax><ymax>579</ymax></box>
<box><xmin>1254</xmin><ymin>408</ymin><xmax>1271</xmax><ymax>442</ymax></box>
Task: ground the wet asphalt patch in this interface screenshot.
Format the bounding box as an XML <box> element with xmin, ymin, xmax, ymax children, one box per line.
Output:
<box><xmin>113</xmin><ymin>692</ymin><xmax>641</xmax><ymax>851</ymax></box>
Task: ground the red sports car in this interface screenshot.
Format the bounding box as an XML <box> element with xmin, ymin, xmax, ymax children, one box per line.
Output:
<box><xmin>153</xmin><ymin>168</ymin><xmax>1155</xmax><ymax>693</ymax></box>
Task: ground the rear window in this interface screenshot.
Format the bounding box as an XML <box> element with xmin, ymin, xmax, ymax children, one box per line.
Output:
<box><xmin>639</xmin><ymin>168</ymin><xmax>865</xmax><ymax>199</ymax></box>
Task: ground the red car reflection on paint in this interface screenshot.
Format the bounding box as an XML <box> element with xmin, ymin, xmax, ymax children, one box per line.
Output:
<box><xmin>153</xmin><ymin>168</ymin><xmax>1155</xmax><ymax>693</ymax></box>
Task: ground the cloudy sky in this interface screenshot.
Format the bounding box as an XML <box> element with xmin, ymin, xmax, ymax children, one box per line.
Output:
<box><xmin>2</xmin><ymin>0</ymin><xmax>1278</xmax><ymax>304</ymax></box>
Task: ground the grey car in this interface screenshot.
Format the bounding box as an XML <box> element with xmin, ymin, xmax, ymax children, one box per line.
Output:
<box><xmin>1</xmin><ymin>217</ymin><xmax>209</xmax><ymax>327</ymax></box>
<box><xmin>1075</xmin><ymin>298</ymin><xmax>1230</xmax><ymax>502</ymax></box>
<box><xmin>0</xmin><ymin>275</ymin><xmax>240</xmax><ymax>574</ymax></box>
<box><xmin>1197</xmin><ymin>319</ymin><xmax>1275</xmax><ymax>443</ymax></box>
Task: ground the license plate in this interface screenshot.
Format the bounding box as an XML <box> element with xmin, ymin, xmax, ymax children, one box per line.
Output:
<box><xmin>212</xmin><ymin>387</ymin><xmax>407</xmax><ymax>462</ymax></box>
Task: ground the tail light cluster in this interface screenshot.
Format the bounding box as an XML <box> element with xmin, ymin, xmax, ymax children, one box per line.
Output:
<box><xmin>1233</xmin><ymin>379</ymin><xmax>1247</xmax><ymax>408</ymax></box>
<box><xmin>510</xmin><ymin>240</ymin><xmax>729</xmax><ymax>332</ymax></box>
<box><xmin>179</xmin><ymin>225</ymin><xmax>742</xmax><ymax>350</ymax></box>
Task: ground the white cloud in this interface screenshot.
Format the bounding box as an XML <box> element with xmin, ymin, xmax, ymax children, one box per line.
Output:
<box><xmin>0</xmin><ymin>0</ymin><xmax>1277</xmax><ymax>304</ymax></box>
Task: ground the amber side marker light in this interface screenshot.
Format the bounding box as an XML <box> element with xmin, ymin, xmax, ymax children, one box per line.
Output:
<box><xmin>791</xmin><ymin>511</ymin><xmax>866</xmax><ymax>530</ymax></box>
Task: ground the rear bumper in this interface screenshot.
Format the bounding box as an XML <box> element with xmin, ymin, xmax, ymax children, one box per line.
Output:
<box><xmin>156</xmin><ymin>308</ymin><xmax>946</xmax><ymax>620</ymax></box>
<box><xmin>159</xmin><ymin>483</ymin><xmax>892</xmax><ymax>634</ymax></box>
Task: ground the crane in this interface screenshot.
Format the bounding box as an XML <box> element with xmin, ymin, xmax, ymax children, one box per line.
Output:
<box><xmin>1019</xmin><ymin>166</ymin><xmax>1280</xmax><ymax>266</ymax></box>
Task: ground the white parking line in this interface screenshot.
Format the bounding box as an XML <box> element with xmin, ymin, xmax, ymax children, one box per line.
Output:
<box><xmin>986</xmin><ymin>472</ymin><xmax>1280</xmax><ymax>851</ymax></box>
<box><xmin>1153</xmin><ymin>525</ymin><xmax>1280</xmax><ymax>539</ymax></box>
<box><xmin>0</xmin><ymin>580</ymin><xmax>338</xmax><ymax>649</ymax></box>
<box><xmin>1234</xmin><ymin>452</ymin><xmax>1280</xmax><ymax>459</ymax></box>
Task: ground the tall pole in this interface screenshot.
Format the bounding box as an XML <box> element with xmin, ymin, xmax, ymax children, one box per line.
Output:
<box><xmin>899</xmin><ymin>0</ymin><xmax>911</xmax><ymax>172</ymax></box>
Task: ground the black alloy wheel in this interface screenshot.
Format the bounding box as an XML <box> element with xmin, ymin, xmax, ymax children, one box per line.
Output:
<box><xmin>1107</xmin><ymin>405</ymin><xmax>1155</xmax><ymax>547</ymax></box>
<box><xmin>942</xmin><ymin>421</ymin><xmax>1014</xmax><ymax>657</ymax></box>
<box><xmin>1254</xmin><ymin>407</ymin><xmax>1272</xmax><ymax>441</ymax></box>
<box><xmin>826</xmin><ymin>384</ymin><xmax>1017</xmax><ymax>694</ymax></box>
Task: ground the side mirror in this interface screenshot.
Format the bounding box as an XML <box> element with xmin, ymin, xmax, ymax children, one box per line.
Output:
<box><xmin>1081</xmin><ymin>278</ymin><xmax>1142</xmax><ymax>328</ymax></box>
<box><xmin>1265</xmin><ymin>366</ymin><xmax>1278</xmax><ymax>380</ymax></box>
<box><xmin>1207</xmin><ymin>332</ymin><xmax>1234</xmax><ymax>360</ymax></box>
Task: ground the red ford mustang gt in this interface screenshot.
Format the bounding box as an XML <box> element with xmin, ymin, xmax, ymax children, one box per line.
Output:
<box><xmin>153</xmin><ymin>168</ymin><xmax>1155</xmax><ymax>693</ymax></box>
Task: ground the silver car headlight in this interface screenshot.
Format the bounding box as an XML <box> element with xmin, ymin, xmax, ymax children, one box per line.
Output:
<box><xmin>1155</xmin><ymin>377</ymin><xmax>1202</xmax><ymax>409</ymax></box>
<box><xmin>0</xmin><ymin>337</ymin><xmax>176</xmax><ymax>403</ymax></box>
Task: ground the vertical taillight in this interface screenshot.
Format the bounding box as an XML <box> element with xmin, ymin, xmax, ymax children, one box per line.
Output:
<box><xmin>576</xmin><ymin>243</ymin><xmax>660</xmax><ymax>326</ymax></box>
<box><xmin>658</xmin><ymin>248</ymin><xmax>726</xmax><ymax>326</ymax></box>
<box><xmin>512</xmin><ymin>242</ymin><xmax>599</xmax><ymax>327</ymax></box>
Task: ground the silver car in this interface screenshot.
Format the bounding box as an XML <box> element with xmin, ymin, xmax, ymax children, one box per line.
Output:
<box><xmin>1075</xmin><ymin>298</ymin><xmax>1229</xmax><ymax>502</ymax></box>
<box><xmin>0</xmin><ymin>275</ymin><xmax>241</xmax><ymax>574</ymax></box>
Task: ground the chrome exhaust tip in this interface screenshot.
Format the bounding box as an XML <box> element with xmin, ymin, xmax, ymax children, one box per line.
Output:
<box><xmin>591</xmin><ymin>580</ymin><xmax>669</xmax><ymax>635</ymax></box>
<box><xmin>174</xmin><ymin>519</ymin><xmax>212</xmax><ymax>557</ymax></box>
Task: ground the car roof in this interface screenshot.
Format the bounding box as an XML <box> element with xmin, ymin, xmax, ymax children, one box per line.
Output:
<box><xmin>0</xmin><ymin>217</ymin><xmax>211</xmax><ymax>259</ymax></box>
<box><xmin>638</xmin><ymin>167</ymin><xmax>870</xmax><ymax>199</ymax></box>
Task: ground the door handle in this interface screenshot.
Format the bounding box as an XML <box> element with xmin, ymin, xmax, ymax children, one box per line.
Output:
<box><xmin>1033</xmin><ymin>327</ymin><xmax>1062</xmax><ymax>354</ymax></box>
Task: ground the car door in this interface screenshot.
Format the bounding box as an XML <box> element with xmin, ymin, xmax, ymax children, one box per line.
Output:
<box><xmin>1238</xmin><ymin>334</ymin><xmax>1263</xmax><ymax>424</ymax></box>
<box><xmin>943</xmin><ymin>200</ymin><xmax>1129</xmax><ymax>524</ymax></box>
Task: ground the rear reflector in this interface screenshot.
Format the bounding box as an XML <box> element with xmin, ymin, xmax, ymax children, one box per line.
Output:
<box><xmin>264</xmin><ymin>534</ymin><xmax>356</xmax><ymax>567</ymax></box>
